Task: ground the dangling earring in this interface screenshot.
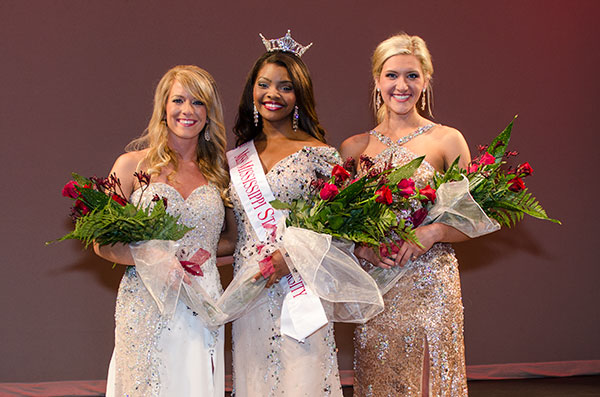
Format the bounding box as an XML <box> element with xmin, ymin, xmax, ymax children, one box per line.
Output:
<box><xmin>204</xmin><ymin>119</ymin><xmax>211</xmax><ymax>142</ymax></box>
<box><xmin>253</xmin><ymin>103</ymin><xmax>259</xmax><ymax>127</ymax></box>
<box><xmin>421</xmin><ymin>89</ymin><xmax>427</xmax><ymax>111</ymax></box>
<box><xmin>375</xmin><ymin>88</ymin><xmax>382</xmax><ymax>111</ymax></box>
<box><xmin>292</xmin><ymin>105</ymin><xmax>299</xmax><ymax>132</ymax></box>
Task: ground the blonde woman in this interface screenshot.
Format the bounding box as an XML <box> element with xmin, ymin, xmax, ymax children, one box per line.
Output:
<box><xmin>341</xmin><ymin>34</ymin><xmax>471</xmax><ymax>396</ymax></box>
<box><xmin>95</xmin><ymin>65</ymin><xmax>232</xmax><ymax>396</ymax></box>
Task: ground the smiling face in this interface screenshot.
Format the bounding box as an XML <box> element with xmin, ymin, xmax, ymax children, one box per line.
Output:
<box><xmin>376</xmin><ymin>54</ymin><xmax>429</xmax><ymax>117</ymax></box>
<box><xmin>253</xmin><ymin>62</ymin><xmax>296</xmax><ymax>125</ymax></box>
<box><xmin>164</xmin><ymin>80</ymin><xmax>207</xmax><ymax>141</ymax></box>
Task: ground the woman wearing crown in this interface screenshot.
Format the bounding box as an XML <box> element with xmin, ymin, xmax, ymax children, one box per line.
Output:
<box><xmin>227</xmin><ymin>31</ymin><xmax>343</xmax><ymax>396</ymax></box>
<box><xmin>340</xmin><ymin>33</ymin><xmax>471</xmax><ymax>396</ymax></box>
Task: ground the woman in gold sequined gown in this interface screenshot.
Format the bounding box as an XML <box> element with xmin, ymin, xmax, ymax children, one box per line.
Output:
<box><xmin>229</xmin><ymin>44</ymin><xmax>343</xmax><ymax>396</ymax></box>
<box><xmin>94</xmin><ymin>65</ymin><xmax>233</xmax><ymax>396</ymax></box>
<box><xmin>340</xmin><ymin>34</ymin><xmax>472</xmax><ymax>396</ymax></box>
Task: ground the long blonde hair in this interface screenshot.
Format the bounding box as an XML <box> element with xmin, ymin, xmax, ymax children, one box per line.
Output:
<box><xmin>372</xmin><ymin>33</ymin><xmax>434</xmax><ymax>122</ymax></box>
<box><xmin>127</xmin><ymin>65</ymin><xmax>229</xmax><ymax>203</ymax></box>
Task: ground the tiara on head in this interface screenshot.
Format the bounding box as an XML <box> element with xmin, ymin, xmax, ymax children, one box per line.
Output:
<box><xmin>259</xmin><ymin>29</ymin><xmax>313</xmax><ymax>57</ymax></box>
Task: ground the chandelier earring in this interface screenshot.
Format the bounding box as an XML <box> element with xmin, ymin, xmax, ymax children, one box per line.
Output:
<box><xmin>292</xmin><ymin>105</ymin><xmax>299</xmax><ymax>132</ymax></box>
<box><xmin>204</xmin><ymin>119</ymin><xmax>211</xmax><ymax>142</ymax></box>
<box><xmin>375</xmin><ymin>88</ymin><xmax>382</xmax><ymax>111</ymax></box>
<box><xmin>253</xmin><ymin>103</ymin><xmax>259</xmax><ymax>127</ymax></box>
<box><xmin>421</xmin><ymin>89</ymin><xmax>427</xmax><ymax>111</ymax></box>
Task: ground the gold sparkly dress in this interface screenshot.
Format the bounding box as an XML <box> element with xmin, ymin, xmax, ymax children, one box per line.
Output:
<box><xmin>231</xmin><ymin>145</ymin><xmax>343</xmax><ymax>397</ymax></box>
<box><xmin>353</xmin><ymin>127</ymin><xmax>468</xmax><ymax>396</ymax></box>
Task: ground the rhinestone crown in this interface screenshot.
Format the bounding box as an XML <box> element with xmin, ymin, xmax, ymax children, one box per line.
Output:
<box><xmin>259</xmin><ymin>29</ymin><xmax>313</xmax><ymax>57</ymax></box>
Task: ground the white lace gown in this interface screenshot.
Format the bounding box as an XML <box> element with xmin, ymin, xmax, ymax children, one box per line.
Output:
<box><xmin>230</xmin><ymin>146</ymin><xmax>343</xmax><ymax>397</ymax></box>
<box><xmin>106</xmin><ymin>183</ymin><xmax>225</xmax><ymax>397</ymax></box>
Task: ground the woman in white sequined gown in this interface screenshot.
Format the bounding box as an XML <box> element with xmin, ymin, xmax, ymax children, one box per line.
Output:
<box><xmin>340</xmin><ymin>34</ymin><xmax>472</xmax><ymax>396</ymax></box>
<box><xmin>229</xmin><ymin>45</ymin><xmax>343</xmax><ymax>396</ymax></box>
<box><xmin>94</xmin><ymin>65</ymin><xmax>232</xmax><ymax>396</ymax></box>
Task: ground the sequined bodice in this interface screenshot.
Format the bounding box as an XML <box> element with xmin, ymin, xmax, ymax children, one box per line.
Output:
<box><xmin>370</xmin><ymin>136</ymin><xmax>437</xmax><ymax>189</ymax></box>
<box><xmin>231</xmin><ymin>145</ymin><xmax>340</xmax><ymax>269</ymax></box>
<box><xmin>130</xmin><ymin>183</ymin><xmax>224</xmax><ymax>298</ymax></box>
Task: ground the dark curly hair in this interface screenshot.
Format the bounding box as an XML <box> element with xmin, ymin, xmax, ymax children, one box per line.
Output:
<box><xmin>233</xmin><ymin>51</ymin><xmax>327</xmax><ymax>147</ymax></box>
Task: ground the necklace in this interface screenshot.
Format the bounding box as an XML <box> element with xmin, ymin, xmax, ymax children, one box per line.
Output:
<box><xmin>370</xmin><ymin>123</ymin><xmax>435</xmax><ymax>147</ymax></box>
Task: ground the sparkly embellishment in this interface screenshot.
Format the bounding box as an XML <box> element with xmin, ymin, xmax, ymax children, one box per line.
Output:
<box><xmin>110</xmin><ymin>183</ymin><xmax>225</xmax><ymax>396</ymax></box>
<box><xmin>259</xmin><ymin>29</ymin><xmax>313</xmax><ymax>57</ymax></box>
<box><xmin>370</xmin><ymin>123</ymin><xmax>435</xmax><ymax>147</ymax></box>
<box><xmin>231</xmin><ymin>146</ymin><xmax>343</xmax><ymax>396</ymax></box>
<box><xmin>353</xmin><ymin>145</ymin><xmax>468</xmax><ymax>396</ymax></box>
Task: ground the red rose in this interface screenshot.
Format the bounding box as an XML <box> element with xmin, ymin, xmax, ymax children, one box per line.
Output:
<box><xmin>419</xmin><ymin>185</ymin><xmax>437</xmax><ymax>204</ymax></box>
<box><xmin>319</xmin><ymin>183</ymin><xmax>339</xmax><ymax>200</ymax></box>
<box><xmin>397</xmin><ymin>178</ymin><xmax>416</xmax><ymax>198</ymax></box>
<box><xmin>480</xmin><ymin>152</ymin><xmax>496</xmax><ymax>166</ymax></box>
<box><xmin>74</xmin><ymin>199</ymin><xmax>90</xmax><ymax>216</ymax></box>
<box><xmin>375</xmin><ymin>185</ymin><xmax>393</xmax><ymax>205</ymax></box>
<box><xmin>379</xmin><ymin>240</ymin><xmax>402</xmax><ymax>257</ymax></box>
<box><xmin>331</xmin><ymin>164</ymin><xmax>350</xmax><ymax>182</ymax></box>
<box><xmin>62</xmin><ymin>181</ymin><xmax>80</xmax><ymax>199</ymax></box>
<box><xmin>111</xmin><ymin>194</ymin><xmax>128</xmax><ymax>206</ymax></box>
<box><xmin>467</xmin><ymin>162</ymin><xmax>479</xmax><ymax>173</ymax></box>
<box><xmin>508</xmin><ymin>177</ymin><xmax>525</xmax><ymax>192</ymax></box>
<box><xmin>516</xmin><ymin>162</ymin><xmax>533</xmax><ymax>177</ymax></box>
<box><xmin>412</xmin><ymin>208</ymin><xmax>428</xmax><ymax>227</ymax></box>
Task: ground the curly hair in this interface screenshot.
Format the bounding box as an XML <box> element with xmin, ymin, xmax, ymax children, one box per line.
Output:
<box><xmin>126</xmin><ymin>65</ymin><xmax>229</xmax><ymax>203</ymax></box>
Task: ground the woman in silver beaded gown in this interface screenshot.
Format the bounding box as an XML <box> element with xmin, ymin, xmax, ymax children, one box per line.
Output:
<box><xmin>340</xmin><ymin>34</ymin><xmax>472</xmax><ymax>396</ymax></box>
<box><xmin>94</xmin><ymin>65</ymin><xmax>233</xmax><ymax>396</ymax></box>
<box><xmin>229</xmin><ymin>40</ymin><xmax>343</xmax><ymax>396</ymax></box>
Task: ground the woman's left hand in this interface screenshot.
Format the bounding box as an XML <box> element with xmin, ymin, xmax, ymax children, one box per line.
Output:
<box><xmin>252</xmin><ymin>250</ymin><xmax>291</xmax><ymax>288</ymax></box>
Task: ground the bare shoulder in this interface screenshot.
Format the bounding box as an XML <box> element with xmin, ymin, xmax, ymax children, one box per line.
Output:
<box><xmin>112</xmin><ymin>150</ymin><xmax>148</xmax><ymax>174</ymax></box>
<box><xmin>432</xmin><ymin>125</ymin><xmax>470</xmax><ymax>167</ymax></box>
<box><xmin>339</xmin><ymin>132</ymin><xmax>370</xmax><ymax>160</ymax></box>
<box><xmin>432</xmin><ymin>125</ymin><xmax>466</xmax><ymax>144</ymax></box>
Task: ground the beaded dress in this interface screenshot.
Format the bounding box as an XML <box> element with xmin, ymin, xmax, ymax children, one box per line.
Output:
<box><xmin>353</xmin><ymin>126</ymin><xmax>468</xmax><ymax>396</ymax></box>
<box><xmin>231</xmin><ymin>145</ymin><xmax>343</xmax><ymax>397</ymax></box>
<box><xmin>106</xmin><ymin>183</ymin><xmax>225</xmax><ymax>397</ymax></box>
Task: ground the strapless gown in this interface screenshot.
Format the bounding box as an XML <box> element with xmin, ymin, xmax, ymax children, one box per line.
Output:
<box><xmin>105</xmin><ymin>183</ymin><xmax>225</xmax><ymax>397</ymax></box>
<box><xmin>230</xmin><ymin>146</ymin><xmax>344</xmax><ymax>397</ymax></box>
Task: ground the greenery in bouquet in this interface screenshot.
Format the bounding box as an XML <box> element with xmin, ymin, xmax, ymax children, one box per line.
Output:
<box><xmin>271</xmin><ymin>155</ymin><xmax>438</xmax><ymax>251</ymax></box>
<box><xmin>50</xmin><ymin>172</ymin><xmax>192</xmax><ymax>247</ymax></box>
<box><xmin>430</xmin><ymin>118</ymin><xmax>560</xmax><ymax>227</ymax></box>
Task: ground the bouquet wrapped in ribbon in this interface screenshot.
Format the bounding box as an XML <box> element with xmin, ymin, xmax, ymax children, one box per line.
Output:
<box><xmin>52</xmin><ymin>172</ymin><xmax>192</xmax><ymax>247</ymax></box>
<box><xmin>273</xmin><ymin>118</ymin><xmax>560</xmax><ymax>294</ymax></box>
<box><xmin>49</xmin><ymin>172</ymin><xmax>226</xmax><ymax>324</ymax></box>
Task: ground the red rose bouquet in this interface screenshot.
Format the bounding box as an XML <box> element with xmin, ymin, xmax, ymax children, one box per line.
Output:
<box><xmin>271</xmin><ymin>157</ymin><xmax>432</xmax><ymax>249</ymax></box>
<box><xmin>427</xmin><ymin>117</ymin><xmax>560</xmax><ymax>230</ymax></box>
<box><xmin>50</xmin><ymin>172</ymin><xmax>192</xmax><ymax>247</ymax></box>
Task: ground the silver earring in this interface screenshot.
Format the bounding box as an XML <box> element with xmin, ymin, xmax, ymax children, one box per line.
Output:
<box><xmin>204</xmin><ymin>119</ymin><xmax>210</xmax><ymax>141</ymax></box>
<box><xmin>253</xmin><ymin>103</ymin><xmax>259</xmax><ymax>127</ymax></box>
<box><xmin>421</xmin><ymin>89</ymin><xmax>426</xmax><ymax>111</ymax></box>
<box><xmin>292</xmin><ymin>105</ymin><xmax>299</xmax><ymax>132</ymax></box>
<box><xmin>375</xmin><ymin>89</ymin><xmax>382</xmax><ymax>111</ymax></box>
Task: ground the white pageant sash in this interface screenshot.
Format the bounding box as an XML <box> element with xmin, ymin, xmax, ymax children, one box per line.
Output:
<box><xmin>228</xmin><ymin>141</ymin><xmax>328</xmax><ymax>342</ymax></box>
<box><xmin>227</xmin><ymin>141</ymin><xmax>284</xmax><ymax>242</ymax></box>
<box><xmin>279</xmin><ymin>273</ymin><xmax>328</xmax><ymax>342</ymax></box>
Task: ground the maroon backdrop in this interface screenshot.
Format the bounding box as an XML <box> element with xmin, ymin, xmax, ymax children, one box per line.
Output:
<box><xmin>1</xmin><ymin>0</ymin><xmax>598</xmax><ymax>382</ymax></box>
